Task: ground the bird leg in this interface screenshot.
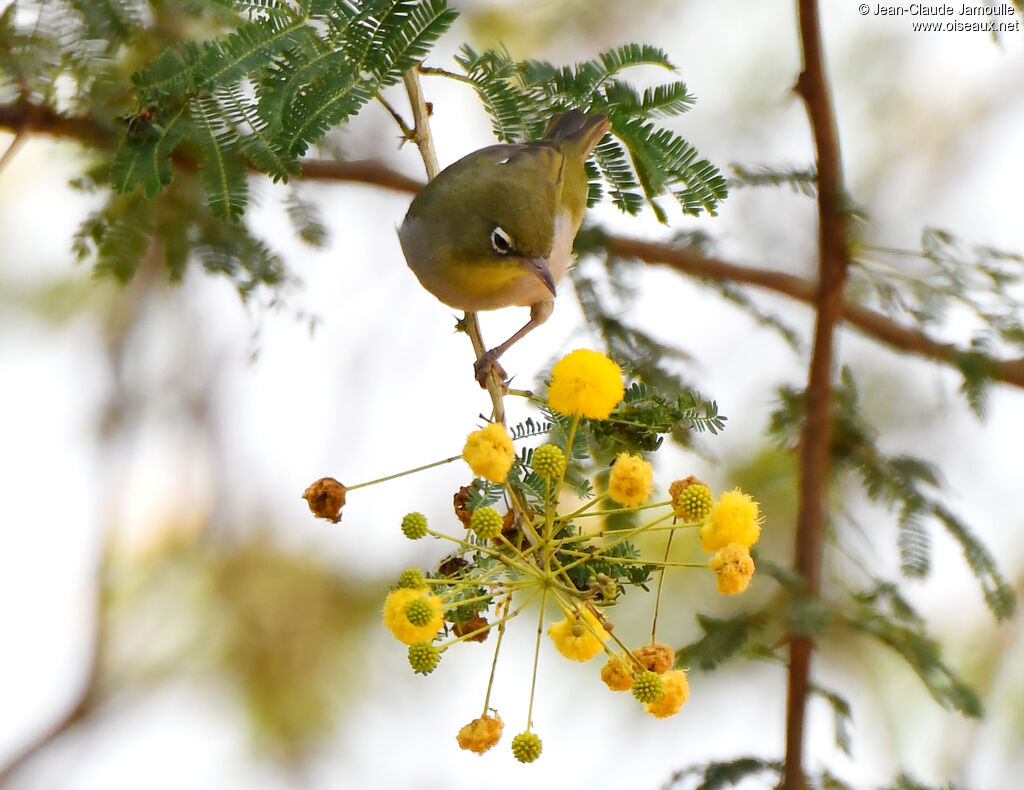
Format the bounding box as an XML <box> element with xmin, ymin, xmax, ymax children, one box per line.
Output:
<box><xmin>474</xmin><ymin>300</ymin><xmax>554</xmax><ymax>388</ymax></box>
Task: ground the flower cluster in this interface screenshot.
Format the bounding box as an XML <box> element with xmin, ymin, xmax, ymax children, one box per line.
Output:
<box><xmin>599</xmin><ymin>641</ymin><xmax>689</xmax><ymax>717</ymax></box>
<box><xmin>304</xmin><ymin>349</ymin><xmax>765</xmax><ymax>761</ymax></box>
<box><xmin>702</xmin><ymin>487</ymin><xmax>761</xmax><ymax>595</ymax></box>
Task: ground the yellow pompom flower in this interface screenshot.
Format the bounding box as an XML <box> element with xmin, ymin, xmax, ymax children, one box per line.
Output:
<box><xmin>456</xmin><ymin>714</ymin><xmax>503</xmax><ymax>754</ymax></box>
<box><xmin>607</xmin><ymin>452</ymin><xmax>653</xmax><ymax>508</ymax></box>
<box><xmin>547</xmin><ymin>349</ymin><xmax>624</xmax><ymax>420</ymax></box>
<box><xmin>709</xmin><ymin>542</ymin><xmax>755</xmax><ymax>595</ymax></box>
<box><xmin>462</xmin><ymin>422</ymin><xmax>515</xmax><ymax>483</ymax></box>
<box><xmin>644</xmin><ymin>669</ymin><xmax>689</xmax><ymax>718</ymax></box>
<box><xmin>600</xmin><ymin>655</ymin><xmax>634</xmax><ymax>691</ymax></box>
<box><xmin>633</xmin><ymin>642</ymin><xmax>675</xmax><ymax>674</ymax></box>
<box><xmin>547</xmin><ymin>608</ymin><xmax>609</xmax><ymax>662</ymax></box>
<box><xmin>383</xmin><ymin>588</ymin><xmax>444</xmax><ymax>644</ymax></box>
<box><xmin>700</xmin><ymin>488</ymin><xmax>762</xmax><ymax>552</ymax></box>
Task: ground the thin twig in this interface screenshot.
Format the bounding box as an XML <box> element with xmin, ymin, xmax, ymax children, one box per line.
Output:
<box><xmin>0</xmin><ymin>550</ymin><xmax>106</xmax><ymax>786</ymax></box>
<box><xmin>0</xmin><ymin>127</ymin><xmax>28</xmax><ymax>173</ymax></box>
<box><xmin>418</xmin><ymin>65</ymin><xmax>475</xmax><ymax>84</ymax></box>
<box><xmin>402</xmin><ymin>68</ymin><xmax>439</xmax><ymax>178</ymax></box>
<box><xmin>374</xmin><ymin>92</ymin><xmax>414</xmax><ymax>140</ymax></box>
<box><xmin>400</xmin><ymin>68</ymin><xmax>507</xmax><ymax>424</ymax></box>
<box><xmin>298</xmin><ymin>158</ymin><xmax>425</xmax><ymax>192</ymax></box>
<box><xmin>650</xmin><ymin>524</ymin><xmax>677</xmax><ymax>643</ymax></box>
<box><xmin>783</xmin><ymin>1</ymin><xmax>851</xmax><ymax>788</ymax></box>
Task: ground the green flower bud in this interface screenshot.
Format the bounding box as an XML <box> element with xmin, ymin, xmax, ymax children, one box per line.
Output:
<box><xmin>401</xmin><ymin>512</ymin><xmax>428</xmax><ymax>539</ymax></box>
<box><xmin>470</xmin><ymin>506</ymin><xmax>503</xmax><ymax>540</ymax></box>
<box><xmin>670</xmin><ymin>478</ymin><xmax>714</xmax><ymax>523</ymax></box>
<box><xmin>405</xmin><ymin>597</ymin><xmax>434</xmax><ymax>627</ymax></box>
<box><xmin>631</xmin><ymin>669</ymin><xmax>666</xmax><ymax>703</ymax></box>
<box><xmin>407</xmin><ymin>640</ymin><xmax>440</xmax><ymax>674</ymax></box>
<box><xmin>398</xmin><ymin>568</ymin><xmax>426</xmax><ymax>589</ymax></box>
<box><xmin>510</xmin><ymin>731</ymin><xmax>542</xmax><ymax>763</ymax></box>
<box><xmin>532</xmin><ymin>443</ymin><xmax>566</xmax><ymax>480</ymax></box>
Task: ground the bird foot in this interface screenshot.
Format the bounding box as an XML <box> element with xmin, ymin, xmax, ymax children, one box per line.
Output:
<box><xmin>474</xmin><ymin>351</ymin><xmax>508</xmax><ymax>390</ymax></box>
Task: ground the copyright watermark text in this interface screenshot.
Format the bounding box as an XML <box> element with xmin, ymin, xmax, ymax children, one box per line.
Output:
<box><xmin>858</xmin><ymin>3</ymin><xmax>1022</xmax><ymax>32</ymax></box>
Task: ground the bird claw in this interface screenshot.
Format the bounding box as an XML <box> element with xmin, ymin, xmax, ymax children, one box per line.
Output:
<box><xmin>474</xmin><ymin>351</ymin><xmax>508</xmax><ymax>389</ymax></box>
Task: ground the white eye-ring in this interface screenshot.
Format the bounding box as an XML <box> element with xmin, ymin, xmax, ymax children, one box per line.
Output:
<box><xmin>490</xmin><ymin>226</ymin><xmax>513</xmax><ymax>254</ymax></box>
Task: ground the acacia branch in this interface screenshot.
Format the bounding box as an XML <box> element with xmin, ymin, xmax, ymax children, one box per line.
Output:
<box><xmin>3</xmin><ymin>99</ymin><xmax>1023</xmax><ymax>394</ymax></box>
<box><xmin>0</xmin><ymin>101</ymin><xmax>114</xmax><ymax>148</ymax></box>
<box><xmin>0</xmin><ymin>686</ymin><xmax>97</xmax><ymax>786</ymax></box>
<box><xmin>0</xmin><ymin>562</ymin><xmax>106</xmax><ymax>787</ymax></box>
<box><xmin>784</xmin><ymin>1</ymin><xmax>850</xmax><ymax>788</ymax></box>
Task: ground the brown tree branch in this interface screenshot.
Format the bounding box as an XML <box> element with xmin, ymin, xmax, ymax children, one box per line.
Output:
<box><xmin>299</xmin><ymin>158</ymin><xmax>424</xmax><ymax>193</ymax></box>
<box><xmin>603</xmin><ymin>238</ymin><xmax>1024</xmax><ymax>388</ymax></box>
<box><xmin>3</xmin><ymin>99</ymin><xmax>1023</xmax><ymax>395</ymax></box>
<box><xmin>0</xmin><ymin>100</ymin><xmax>427</xmax><ymax>193</ymax></box>
<box><xmin>0</xmin><ymin>562</ymin><xmax>106</xmax><ymax>787</ymax></box>
<box><xmin>0</xmin><ymin>101</ymin><xmax>113</xmax><ymax>149</ymax></box>
<box><xmin>784</xmin><ymin>1</ymin><xmax>850</xmax><ymax>788</ymax></box>
<box><xmin>0</xmin><ymin>687</ymin><xmax>97</xmax><ymax>786</ymax></box>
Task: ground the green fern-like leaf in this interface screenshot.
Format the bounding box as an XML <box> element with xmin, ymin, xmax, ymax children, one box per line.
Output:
<box><xmin>340</xmin><ymin>0</ymin><xmax>406</xmax><ymax>76</ymax></box>
<box><xmin>515</xmin><ymin>469</ymin><xmax>550</xmax><ymax>508</ymax></box>
<box><xmin>455</xmin><ymin>45</ymin><xmax>539</xmax><ymax>143</ymax></box>
<box><xmin>780</xmin><ymin>371</ymin><xmax>1013</xmax><ymax>620</ymax></box>
<box><xmin>597</xmin><ymin>78</ymin><xmax>695</xmax><ymax>119</ymax></box>
<box><xmin>664</xmin><ymin>758</ymin><xmax>783</xmax><ymax>790</ymax></box>
<box><xmin>192</xmin><ymin>95</ymin><xmax>249</xmax><ymax>220</ymax></box>
<box><xmin>191</xmin><ymin>211</ymin><xmax>286</xmax><ymax>295</ymax></box>
<box><xmin>730</xmin><ymin>163</ymin><xmax>818</xmax><ymax>196</ymax></box>
<box><xmin>465</xmin><ymin>480</ymin><xmax>503</xmax><ymax>511</ymax></box>
<box><xmin>508</xmin><ymin>417</ymin><xmax>554</xmax><ymax>441</ymax></box>
<box><xmin>131</xmin><ymin>41</ymin><xmax>202</xmax><ymax>103</ymax></box>
<box><xmin>848</xmin><ymin>585</ymin><xmax>984</xmax><ymax>716</ymax></box>
<box><xmin>545</xmin><ymin>43</ymin><xmax>676</xmax><ymax>100</ymax></box>
<box><xmin>811</xmin><ymin>683</ymin><xmax>854</xmax><ymax>756</ymax></box>
<box><xmin>452</xmin><ymin>42</ymin><xmax>723</xmax><ymax>217</ymax></box>
<box><xmin>111</xmin><ymin>104</ymin><xmax>191</xmax><ymax>197</ymax></box>
<box><xmin>897</xmin><ymin>513</ymin><xmax>931</xmax><ymax>578</ymax></box>
<box><xmin>284</xmin><ymin>71</ymin><xmax>374</xmax><ymax>157</ymax></box>
<box><xmin>953</xmin><ymin>346</ymin><xmax>995</xmax><ymax>419</ymax></box>
<box><xmin>593</xmin><ymin>137</ymin><xmax>644</xmax><ymax>215</ymax></box>
<box><xmin>257</xmin><ymin>39</ymin><xmax>344</xmax><ymax>130</ymax></box>
<box><xmin>284</xmin><ymin>187</ymin><xmax>329</xmax><ymax>247</ymax></box>
<box><xmin>598</xmin><ymin>42</ymin><xmax>676</xmax><ymax>74</ymax></box>
<box><xmin>676</xmin><ymin>613</ymin><xmax>768</xmax><ymax>671</ymax></box>
<box><xmin>220</xmin><ymin>85</ymin><xmax>297</xmax><ymax>181</ymax></box>
<box><xmin>707</xmin><ymin>279</ymin><xmax>803</xmax><ymax>350</ymax></box>
<box><xmin>93</xmin><ymin>195</ymin><xmax>155</xmax><ymax>283</ymax></box>
<box><xmin>373</xmin><ymin>0</ymin><xmax>457</xmax><ymax>86</ymax></box>
<box><xmin>611</xmin><ymin>118</ymin><xmax>728</xmax><ymax>216</ymax></box>
<box><xmin>192</xmin><ymin>10</ymin><xmax>314</xmax><ymax>91</ymax></box>
<box><xmin>933</xmin><ymin>504</ymin><xmax>1016</xmax><ymax>621</ymax></box>
<box><xmin>66</xmin><ymin>0</ymin><xmax>139</xmax><ymax>49</ymax></box>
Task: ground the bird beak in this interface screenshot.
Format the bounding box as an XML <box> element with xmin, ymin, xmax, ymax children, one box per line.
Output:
<box><xmin>522</xmin><ymin>256</ymin><xmax>556</xmax><ymax>296</ymax></box>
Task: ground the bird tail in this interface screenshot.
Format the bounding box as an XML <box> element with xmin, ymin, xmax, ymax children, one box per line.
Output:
<box><xmin>542</xmin><ymin>110</ymin><xmax>611</xmax><ymax>158</ymax></box>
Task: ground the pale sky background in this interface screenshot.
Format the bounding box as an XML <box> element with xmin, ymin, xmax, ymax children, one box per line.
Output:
<box><xmin>1</xmin><ymin>1</ymin><xmax>1023</xmax><ymax>788</ymax></box>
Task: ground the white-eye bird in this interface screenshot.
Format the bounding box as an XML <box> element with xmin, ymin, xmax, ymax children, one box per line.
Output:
<box><xmin>398</xmin><ymin>110</ymin><xmax>611</xmax><ymax>385</ymax></box>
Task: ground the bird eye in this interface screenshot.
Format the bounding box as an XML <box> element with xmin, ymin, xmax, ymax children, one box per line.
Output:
<box><xmin>490</xmin><ymin>227</ymin><xmax>513</xmax><ymax>255</ymax></box>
